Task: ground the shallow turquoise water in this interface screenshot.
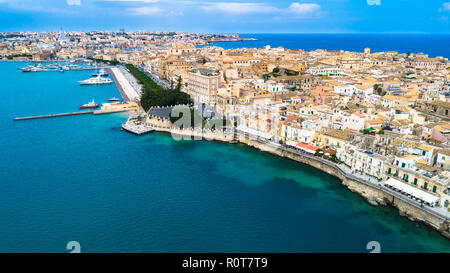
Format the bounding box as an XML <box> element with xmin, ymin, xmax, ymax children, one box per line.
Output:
<box><xmin>0</xmin><ymin>62</ymin><xmax>449</xmax><ymax>252</ymax></box>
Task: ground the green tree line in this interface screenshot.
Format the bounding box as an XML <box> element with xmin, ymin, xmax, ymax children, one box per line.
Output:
<box><xmin>126</xmin><ymin>64</ymin><xmax>192</xmax><ymax>111</ymax></box>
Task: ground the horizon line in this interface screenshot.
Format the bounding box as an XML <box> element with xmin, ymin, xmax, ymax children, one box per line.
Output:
<box><xmin>1</xmin><ymin>30</ymin><xmax>450</xmax><ymax>35</ymax></box>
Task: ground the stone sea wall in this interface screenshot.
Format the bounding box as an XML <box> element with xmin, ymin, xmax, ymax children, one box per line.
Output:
<box><xmin>238</xmin><ymin>134</ymin><xmax>450</xmax><ymax>239</ymax></box>
<box><xmin>148</xmin><ymin>118</ymin><xmax>234</xmax><ymax>143</ymax></box>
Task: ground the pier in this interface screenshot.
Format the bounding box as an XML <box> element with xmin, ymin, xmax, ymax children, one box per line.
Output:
<box><xmin>14</xmin><ymin>111</ymin><xmax>94</xmax><ymax>121</ymax></box>
<box><xmin>122</xmin><ymin>123</ymin><xmax>154</xmax><ymax>135</ymax></box>
<box><xmin>13</xmin><ymin>109</ymin><xmax>131</xmax><ymax>121</ymax></box>
<box><xmin>121</xmin><ymin>118</ymin><xmax>154</xmax><ymax>135</ymax></box>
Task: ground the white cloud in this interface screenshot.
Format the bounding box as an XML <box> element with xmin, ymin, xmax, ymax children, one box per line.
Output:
<box><xmin>128</xmin><ymin>6</ymin><xmax>164</xmax><ymax>15</ymax></box>
<box><xmin>200</xmin><ymin>2</ymin><xmax>321</xmax><ymax>16</ymax></box>
<box><xmin>200</xmin><ymin>2</ymin><xmax>277</xmax><ymax>14</ymax></box>
<box><xmin>288</xmin><ymin>2</ymin><xmax>320</xmax><ymax>15</ymax></box>
<box><xmin>440</xmin><ymin>2</ymin><xmax>450</xmax><ymax>11</ymax></box>
<box><xmin>102</xmin><ymin>0</ymin><xmax>159</xmax><ymax>2</ymax></box>
<box><xmin>67</xmin><ymin>0</ymin><xmax>81</xmax><ymax>6</ymax></box>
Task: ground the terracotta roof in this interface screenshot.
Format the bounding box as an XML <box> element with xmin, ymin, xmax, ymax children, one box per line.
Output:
<box><xmin>414</xmin><ymin>163</ymin><xmax>437</xmax><ymax>173</ymax></box>
<box><xmin>296</xmin><ymin>142</ymin><xmax>319</xmax><ymax>151</ymax></box>
<box><xmin>438</xmin><ymin>149</ymin><xmax>450</xmax><ymax>156</ymax></box>
<box><xmin>418</xmin><ymin>145</ymin><xmax>433</xmax><ymax>152</ymax></box>
<box><xmin>324</xmin><ymin>129</ymin><xmax>351</xmax><ymax>140</ymax></box>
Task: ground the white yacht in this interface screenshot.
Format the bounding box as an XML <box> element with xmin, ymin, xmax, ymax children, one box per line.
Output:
<box><xmin>78</xmin><ymin>75</ymin><xmax>113</xmax><ymax>85</ymax></box>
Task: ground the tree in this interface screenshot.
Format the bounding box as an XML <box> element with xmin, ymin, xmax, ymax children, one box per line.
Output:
<box><xmin>175</xmin><ymin>76</ymin><xmax>182</xmax><ymax>92</ymax></box>
<box><xmin>125</xmin><ymin>64</ymin><xmax>192</xmax><ymax>111</ymax></box>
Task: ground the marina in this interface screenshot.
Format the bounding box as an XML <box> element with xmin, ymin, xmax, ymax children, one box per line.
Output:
<box><xmin>12</xmin><ymin>61</ymin><xmax>139</xmax><ymax>121</ymax></box>
<box><xmin>19</xmin><ymin>62</ymin><xmax>104</xmax><ymax>73</ymax></box>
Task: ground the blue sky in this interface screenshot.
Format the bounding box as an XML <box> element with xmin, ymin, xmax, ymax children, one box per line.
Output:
<box><xmin>0</xmin><ymin>0</ymin><xmax>449</xmax><ymax>33</ymax></box>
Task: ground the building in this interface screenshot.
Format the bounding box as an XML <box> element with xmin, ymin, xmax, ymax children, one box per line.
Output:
<box><xmin>188</xmin><ymin>69</ymin><xmax>221</xmax><ymax>105</ymax></box>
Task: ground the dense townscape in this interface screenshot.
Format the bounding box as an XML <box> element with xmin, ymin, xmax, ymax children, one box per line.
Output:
<box><xmin>2</xmin><ymin>31</ymin><xmax>450</xmax><ymax>226</ymax></box>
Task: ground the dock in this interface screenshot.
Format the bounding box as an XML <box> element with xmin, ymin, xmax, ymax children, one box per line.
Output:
<box><xmin>121</xmin><ymin>120</ymin><xmax>154</xmax><ymax>135</ymax></box>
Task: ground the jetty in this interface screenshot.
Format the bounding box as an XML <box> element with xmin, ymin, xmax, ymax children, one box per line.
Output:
<box><xmin>13</xmin><ymin>111</ymin><xmax>94</xmax><ymax>121</ymax></box>
<box><xmin>14</xmin><ymin>109</ymin><xmax>131</xmax><ymax>121</ymax></box>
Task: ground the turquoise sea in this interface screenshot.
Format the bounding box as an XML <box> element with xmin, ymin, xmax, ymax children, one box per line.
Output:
<box><xmin>0</xmin><ymin>61</ymin><xmax>449</xmax><ymax>252</ymax></box>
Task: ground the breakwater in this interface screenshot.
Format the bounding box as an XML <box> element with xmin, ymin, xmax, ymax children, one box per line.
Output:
<box><xmin>13</xmin><ymin>109</ymin><xmax>132</xmax><ymax>121</ymax></box>
<box><xmin>13</xmin><ymin>110</ymin><xmax>94</xmax><ymax>121</ymax></box>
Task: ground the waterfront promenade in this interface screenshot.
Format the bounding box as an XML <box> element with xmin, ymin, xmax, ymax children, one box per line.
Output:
<box><xmin>109</xmin><ymin>67</ymin><xmax>141</xmax><ymax>102</ymax></box>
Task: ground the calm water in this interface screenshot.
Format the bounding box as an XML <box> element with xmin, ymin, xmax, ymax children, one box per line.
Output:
<box><xmin>0</xmin><ymin>62</ymin><xmax>449</xmax><ymax>253</ymax></box>
<box><xmin>205</xmin><ymin>34</ymin><xmax>450</xmax><ymax>58</ymax></box>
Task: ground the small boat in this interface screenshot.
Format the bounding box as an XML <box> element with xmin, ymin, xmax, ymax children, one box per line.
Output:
<box><xmin>79</xmin><ymin>100</ymin><xmax>99</xmax><ymax>109</ymax></box>
<box><xmin>92</xmin><ymin>68</ymin><xmax>109</xmax><ymax>77</ymax></box>
<box><xmin>108</xmin><ymin>97</ymin><xmax>120</xmax><ymax>102</ymax></box>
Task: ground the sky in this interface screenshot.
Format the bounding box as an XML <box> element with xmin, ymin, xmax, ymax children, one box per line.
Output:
<box><xmin>0</xmin><ymin>0</ymin><xmax>449</xmax><ymax>33</ymax></box>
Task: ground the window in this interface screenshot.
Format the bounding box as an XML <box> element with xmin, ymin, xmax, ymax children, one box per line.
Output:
<box><xmin>388</xmin><ymin>168</ymin><xmax>392</xmax><ymax>174</ymax></box>
<box><xmin>401</xmin><ymin>163</ymin><xmax>406</xmax><ymax>168</ymax></box>
<box><xmin>432</xmin><ymin>186</ymin><xmax>437</xmax><ymax>193</ymax></box>
<box><xmin>414</xmin><ymin>178</ymin><xmax>418</xmax><ymax>185</ymax></box>
<box><xmin>395</xmin><ymin>170</ymin><xmax>399</xmax><ymax>177</ymax></box>
<box><xmin>424</xmin><ymin>182</ymin><xmax>428</xmax><ymax>190</ymax></box>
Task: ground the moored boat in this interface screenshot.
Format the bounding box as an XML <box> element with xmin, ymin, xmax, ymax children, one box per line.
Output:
<box><xmin>79</xmin><ymin>100</ymin><xmax>99</xmax><ymax>109</ymax></box>
<box><xmin>78</xmin><ymin>75</ymin><xmax>113</xmax><ymax>85</ymax></box>
<box><xmin>108</xmin><ymin>97</ymin><xmax>120</xmax><ymax>102</ymax></box>
<box><xmin>92</xmin><ymin>68</ymin><xmax>109</xmax><ymax>77</ymax></box>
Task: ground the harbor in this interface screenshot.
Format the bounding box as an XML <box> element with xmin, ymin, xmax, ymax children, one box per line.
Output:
<box><xmin>18</xmin><ymin>62</ymin><xmax>104</xmax><ymax>73</ymax></box>
<box><xmin>13</xmin><ymin>61</ymin><xmax>143</xmax><ymax>122</ymax></box>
